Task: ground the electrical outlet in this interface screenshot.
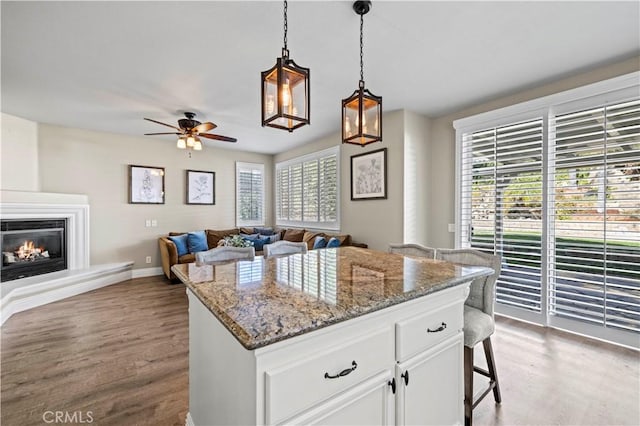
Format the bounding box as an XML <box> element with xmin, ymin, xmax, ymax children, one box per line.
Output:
<box><xmin>145</xmin><ymin>256</ymin><xmax>152</xmax><ymax>264</ymax></box>
<box><xmin>145</xmin><ymin>219</ymin><xmax>151</xmax><ymax>227</ymax></box>
<box><xmin>151</xmin><ymin>219</ymin><xmax>157</xmax><ymax>227</ymax></box>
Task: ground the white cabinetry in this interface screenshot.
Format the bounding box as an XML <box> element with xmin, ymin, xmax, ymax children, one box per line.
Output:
<box><xmin>187</xmin><ymin>283</ymin><xmax>469</xmax><ymax>426</ymax></box>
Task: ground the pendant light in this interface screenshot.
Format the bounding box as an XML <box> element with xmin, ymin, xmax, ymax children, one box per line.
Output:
<box><xmin>261</xmin><ymin>0</ymin><xmax>310</xmax><ymax>132</ymax></box>
<box><xmin>342</xmin><ymin>0</ymin><xmax>382</xmax><ymax>146</ymax></box>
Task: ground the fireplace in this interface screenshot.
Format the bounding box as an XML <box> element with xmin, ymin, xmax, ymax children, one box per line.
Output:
<box><xmin>1</xmin><ymin>219</ymin><xmax>67</xmax><ymax>282</ymax></box>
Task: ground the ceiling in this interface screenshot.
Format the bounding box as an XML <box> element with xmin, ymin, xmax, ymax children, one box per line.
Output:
<box><xmin>2</xmin><ymin>1</ymin><xmax>639</xmax><ymax>155</ymax></box>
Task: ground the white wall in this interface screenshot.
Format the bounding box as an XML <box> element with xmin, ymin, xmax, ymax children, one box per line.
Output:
<box><xmin>0</xmin><ymin>113</ymin><xmax>39</xmax><ymax>191</ymax></box>
<box><xmin>37</xmin><ymin>124</ymin><xmax>273</xmax><ymax>269</ymax></box>
<box><xmin>403</xmin><ymin>111</ymin><xmax>430</xmax><ymax>245</ymax></box>
<box><xmin>426</xmin><ymin>55</ymin><xmax>640</xmax><ymax>249</ymax></box>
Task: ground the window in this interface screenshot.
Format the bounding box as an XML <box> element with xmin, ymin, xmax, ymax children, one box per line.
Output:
<box><xmin>236</xmin><ymin>162</ymin><xmax>264</xmax><ymax>227</ymax></box>
<box><xmin>455</xmin><ymin>72</ymin><xmax>639</xmax><ymax>347</ymax></box>
<box><xmin>276</xmin><ymin>146</ymin><xmax>340</xmax><ymax>230</ymax></box>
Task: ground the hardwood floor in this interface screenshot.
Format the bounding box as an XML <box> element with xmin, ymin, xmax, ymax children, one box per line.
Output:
<box><xmin>1</xmin><ymin>276</ymin><xmax>638</xmax><ymax>425</ymax></box>
<box><xmin>1</xmin><ymin>277</ymin><xmax>188</xmax><ymax>426</ymax></box>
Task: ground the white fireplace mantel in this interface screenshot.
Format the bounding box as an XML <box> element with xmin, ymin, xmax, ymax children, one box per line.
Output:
<box><xmin>1</xmin><ymin>190</ymin><xmax>133</xmax><ymax>325</ymax></box>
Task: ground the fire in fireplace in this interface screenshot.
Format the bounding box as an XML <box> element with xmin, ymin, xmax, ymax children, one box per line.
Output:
<box><xmin>1</xmin><ymin>219</ymin><xmax>67</xmax><ymax>282</ymax></box>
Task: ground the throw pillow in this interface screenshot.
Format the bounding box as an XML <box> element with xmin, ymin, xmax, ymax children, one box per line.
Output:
<box><xmin>303</xmin><ymin>231</ymin><xmax>325</xmax><ymax>250</ymax></box>
<box><xmin>243</xmin><ymin>235</ymin><xmax>270</xmax><ymax>251</ymax></box>
<box><xmin>168</xmin><ymin>234</ymin><xmax>189</xmax><ymax>257</ymax></box>
<box><xmin>283</xmin><ymin>228</ymin><xmax>305</xmax><ymax>242</ymax></box>
<box><xmin>326</xmin><ymin>237</ymin><xmax>341</xmax><ymax>248</ymax></box>
<box><xmin>261</xmin><ymin>233</ymin><xmax>281</xmax><ymax>244</ymax></box>
<box><xmin>313</xmin><ymin>236</ymin><xmax>328</xmax><ymax>249</ymax></box>
<box><xmin>206</xmin><ymin>228</ymin><xmax>239</xmax><ymax>248</ymax></box>
<box><xmin>187</xmin><ymin>231</ymin><xmax>209</xmax><ymax>253</ymax></box>
<box><xmin>254</xmin><ymin>227</ymin><xmax>276</xmax><ymax>236</ymax></box>
<box><xmin>240</xmin><ymin>233</ymin><xmax>259</xmax><ymax>239</ymax></box>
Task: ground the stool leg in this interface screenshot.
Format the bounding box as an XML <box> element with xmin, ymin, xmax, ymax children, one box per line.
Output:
<box><xmin>482</xmin><ymin>337</ymin><xmax>501</xmax><ymax>403</ymax></box>
<box><xmin>464</xmin><ymin>345</ymin><xmax>474</xmax><ymax>426</ymax></box>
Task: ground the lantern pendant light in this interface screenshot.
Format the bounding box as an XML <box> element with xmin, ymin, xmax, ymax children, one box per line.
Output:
<box><xmin>261</xmin><ymin>0</ymin><xmax>310</xmax><ymax>132</ymax></box>
<box><xmin>342</xmin><ymin>0</ymin><xmax>382</xmax><ymax>146</ymax></box>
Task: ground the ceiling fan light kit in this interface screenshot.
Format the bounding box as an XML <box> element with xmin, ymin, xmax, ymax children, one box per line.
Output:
<box><xmin>144</xmin><ymin>111</ymin><xmax>237</xmax><ymax>153</ymax></box>
<box><xmin>342</xmin><ymin>0</ymin><xmax>382</xmax><ymax>146</ymax></box>
<box><xmin>261</xmin><ymin>0</ymin><xmax>310</xmax><ymax>132</ymax></box>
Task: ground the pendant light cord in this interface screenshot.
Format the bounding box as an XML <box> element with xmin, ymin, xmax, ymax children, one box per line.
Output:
<box><xmin>283</xmin><ymin>0</ymin><xmax>288</xmax><ymax>51</ymax></box>
<box><xmin>359</xmin><ymin>12</ymin><xmax>364</xmax><ymax>82</ymax></box>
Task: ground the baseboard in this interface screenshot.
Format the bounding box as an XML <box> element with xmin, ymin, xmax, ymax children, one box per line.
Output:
<box><xmin>1</xmin><ymin>262</ymin><xmax>133</xmax><ymax>326</ymax></box>
<box><xmin>131</xmin><ymin>267</ymin><xmax>163</xmax><ymax>278</ymax></box>
<box><xmin>185</xmin><ymin>412</ymin><xmax>195</xmax><ymax>426</ymax></box>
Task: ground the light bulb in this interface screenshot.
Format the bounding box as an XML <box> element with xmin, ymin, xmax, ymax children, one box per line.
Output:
<box><xmin>374</xmin><ymin>115</ymin><xmax>379</xmax><ymax>133</ymax></box>
<box><xmin>186</xmin><ymin>136</ymin><xmax>196</xmax><ymax>148</ymax></box>
<box><xmin>177</xmin><ymin>137</ymin><xmax>186</xmax><ymax>149</ymax></box>
<box><xmin>282</xmin><ymin>80</ymin><xmax>291</xmax><ymax>107</ymax></box>
<box><xmin>193</xmin><ymin>139</ymin><xmax>203</xmax><ymax>151</ymax></box>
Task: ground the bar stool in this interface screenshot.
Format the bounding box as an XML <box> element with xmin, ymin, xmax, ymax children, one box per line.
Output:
<box><xmin>436</xmin><ymin>248</ymin><xmax>502</xmax><ymax>426</ymax></box>
<box><xmin>388</xmin><ymin>243</ymin><xmax>436</xmax><ymax>258</ymax></box>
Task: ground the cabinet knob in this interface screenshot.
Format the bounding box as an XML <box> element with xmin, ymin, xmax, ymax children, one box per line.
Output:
<box><xmin>401</xmin><ymin>370</ymin><xmax>409</xmax><ymax>386</ymax></box>
<box><xmin>427</xmin><ymin>322</ymin><xmax>447</xmax><ymax>333</ymax></box>
<box><xmin>388</xmin><ymin>378</ymin><xmax>396</xmax><ymax>394</ymax></box>
<box><xmin>324</xmin><ymin>360</ymin><xmax>357</xmax><ymax>379</ymax></box>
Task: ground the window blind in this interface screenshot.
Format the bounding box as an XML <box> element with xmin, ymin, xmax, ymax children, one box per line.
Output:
<box><xmin>550</xmin><ymin>99</ymin><xmax>640</xmax><ymax>333</ymax></box>
<box><xmin>236</xmin><ymin>162</ymin><xmax>264</xmax><ymax>226</ymax></box>
<box><xmin>461</xmin><ymin>118</ymin><xmax>544</xmax><ymax>312</ymax></box>
<box><xmin>276</xmin><ymin>146</ymin><xmax>340</xmax><ymax>229</ymax></box>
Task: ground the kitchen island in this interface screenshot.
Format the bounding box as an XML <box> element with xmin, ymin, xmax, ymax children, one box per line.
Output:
<box><xmin>173</xmin><ymin>246</ymin><xmax>493</xmax><ymax>426</ymax></box>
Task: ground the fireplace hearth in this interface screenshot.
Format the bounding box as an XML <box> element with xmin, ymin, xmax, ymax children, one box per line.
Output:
<box><xmin>1</xmin><ymin>219</ymin><xmax>67</xmax><ymax>282</ymax></box>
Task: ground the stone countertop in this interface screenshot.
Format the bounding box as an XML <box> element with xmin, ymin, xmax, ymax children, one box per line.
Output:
<box><xmin>172</xmin><ymin>246</ymin><xmax>492</xmax><ymax>350</ymax></box>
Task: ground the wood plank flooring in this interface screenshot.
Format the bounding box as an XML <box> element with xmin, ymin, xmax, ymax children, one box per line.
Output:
<box><xmin>1</xmin><ymin>275</ymin><xmax>638</xmax><ymax>425</ymax></box>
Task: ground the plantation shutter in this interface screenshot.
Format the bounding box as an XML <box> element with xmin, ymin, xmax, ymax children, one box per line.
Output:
<box><xmin>236</xmin><ymin>162</ymin><xmax>264</xmax><ymax>226</ymax></box>
<box><xmin>550</xmin><ymin>99</ymin><xmax>640</xmax><ymax>332</ymax></box>
<box><xmin>276</xmin><ymin>146</ymin><xmax>340</xmax><ymax>229</ymax></box>
<box><xmin>460</xmin><ymin>118</ymin><xmax>544</xmax><ymax>313</ymax></box>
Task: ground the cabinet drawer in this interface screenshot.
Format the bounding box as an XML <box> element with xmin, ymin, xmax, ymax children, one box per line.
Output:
<box><xmin>395</xmin><ymin>302</ymin><xmax>462</xmax><ymax>362</ymax></box>
<box><xmin>265</xmin><ymin>327</ymin><xmax>394</xmax><ymax>425</ymax></box>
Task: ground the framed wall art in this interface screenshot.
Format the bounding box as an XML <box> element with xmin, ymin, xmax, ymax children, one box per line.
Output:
<box><xmin>128</xmin><ymin>165</ymin><xmax>165</xmax><ymax>204</ymax></box>
<box><xmin>186</xmin><ymin>169</ymin><xmax>215</xmax><ymax>205</ymax></box>
<box><xmin>350</xmin><ymin>147</ymin><xmax>387</xmax><ymax>200</ymax></box>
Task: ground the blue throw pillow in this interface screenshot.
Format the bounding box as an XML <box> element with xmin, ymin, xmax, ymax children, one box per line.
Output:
<box><xmin>243</xmin><ymin>235</ymin><xmax>270</xmax><ymax>251</ymax></box>
<box><xmin>187</xmin><ymin>231</ymin><xmax>208</xmax><ymax>253</ymax></box>
<box><xmin>168</xmin><ymin>234</ymin><xmax>189</xmax><ymax>257</ymax></box>
<box><xmin>326</xmin><ymin>237</ymin><xmax>341</xmax><ymax>248</ymax></box>
<box><xmin>240</xmin><ymin>233</ymin><xmax>259</xmax><ymax>239</ymax></box>
<box><xmin>313</xmin><ymin>236</ymin><xmax>328</xmax><ymax>249</ymax></box>
<box><xmin>254</xmin><ymin>227</ymin><xmax>276</xmax><ymax>236</ymax></box>
<box><xmin>261</xmin><ymin>233</ymin><xmax>281</xmax><ymax>244</ymax></box>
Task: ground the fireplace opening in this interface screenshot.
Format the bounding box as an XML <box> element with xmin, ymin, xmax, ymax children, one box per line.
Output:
<box><xmin>1</xmin><ymin>219</ymin><xmax>67</xmax><ymax>282</ymax></box>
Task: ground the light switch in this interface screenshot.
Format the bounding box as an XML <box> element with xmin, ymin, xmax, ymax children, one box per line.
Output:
<box><xmin>448</xmin><ymin>223</ymin><xmax>455</xmax><ymax>233</ymax></box>
<box><xmin>151</xmin><ymin>219</ymin><xmax>158</xmax><ymax>227</ymax></box>
<box><xmin>145</xmin><ymin>219</ymin><xmax>151</xmax><ymax>227</ymax></box>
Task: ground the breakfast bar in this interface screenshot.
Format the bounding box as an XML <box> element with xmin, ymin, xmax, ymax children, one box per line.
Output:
<box><xmin>173</xmin><ymin>246</ymin><xmax>493</xmax><ymax>426</ymax></box>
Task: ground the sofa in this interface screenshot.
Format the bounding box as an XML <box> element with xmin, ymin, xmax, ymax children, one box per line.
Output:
<box><xmin>158</xmin><ymin>226</ymin><xmax>366</xmax><ymax>280</ymax></box>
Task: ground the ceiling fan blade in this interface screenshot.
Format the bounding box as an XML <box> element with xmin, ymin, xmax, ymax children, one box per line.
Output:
<box><xmin>144</xmin><ymin>132</ymin><xmax>181</xmax><ymax>136</ymax></box>
<box><xmin>200</xmin><ymin>133</ymin><xmax>237</xmax><ymax>143</ymax></box>
<box><xmin>192</xmin><ymin>122</ymin><xmax>217</xmax><ymax>133</ymax></box>
<box><xmin>144</xmin><ymin>117</ymin><xmax>182</xmax><ymax>131</ymax></box>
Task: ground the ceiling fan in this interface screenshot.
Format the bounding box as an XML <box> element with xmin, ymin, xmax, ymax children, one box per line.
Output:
<box><xmin>144</xmin><ymin>112</ymin><xmax>237</xmax><ymax>151</ymax></box>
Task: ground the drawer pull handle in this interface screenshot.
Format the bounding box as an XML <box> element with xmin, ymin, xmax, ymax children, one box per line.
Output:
<box><xmin>427</xmin><ymin>322</ymin><xmax>447</xmax><ymax>333</ymax></box>
<box><xmin>324</xmin><ymin>361</ymin><xmax>357</xmax><ymax>379</ymax></box>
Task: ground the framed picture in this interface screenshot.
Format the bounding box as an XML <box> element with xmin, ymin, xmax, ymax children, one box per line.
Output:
<box><xmin>350</xmin><ymin>147</ymin><xmax>387</xmax><ymax>200</ymax></box>
<box><xmin>128</xmin><ymin>165</ymin><xmax>165</xmax><ymax>204</ymax></box>
<box><xmin>186</xmin><ymin>169</ymin><xmax>215</xmax><ymax>205</ymax></box>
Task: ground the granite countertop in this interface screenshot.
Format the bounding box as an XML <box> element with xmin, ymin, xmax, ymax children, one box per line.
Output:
<box><xmin>172</xmin><ymin>246</ymin><xmax>492</xmax><ymax>350</ymax></box>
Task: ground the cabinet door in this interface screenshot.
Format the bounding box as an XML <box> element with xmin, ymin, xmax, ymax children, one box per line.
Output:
<box><xmin>396</xmin><ymin>333</ymin><xmax>463</xmax><ymax>426</ymax></box>
<box><xmin>282</xmin><ymin>370</ymin><xmax>395</xmax><ymax>426</ymax></box>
